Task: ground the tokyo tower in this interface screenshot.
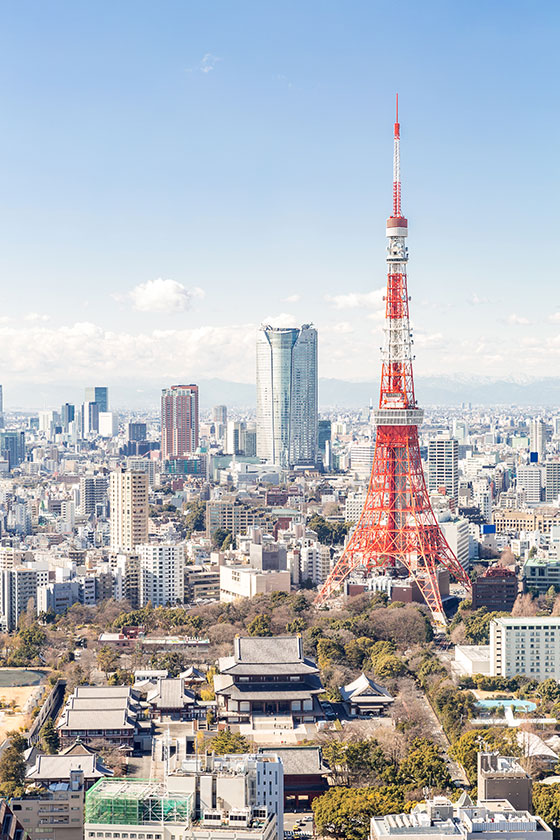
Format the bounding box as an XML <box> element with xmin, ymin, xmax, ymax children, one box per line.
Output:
<box><xmin>316</xmin><ymin>97</ymin><xmax>471</xmax><ymax>624</ymax></box>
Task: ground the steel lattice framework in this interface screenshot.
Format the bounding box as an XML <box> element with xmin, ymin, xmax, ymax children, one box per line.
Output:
<box><xmin>316</xmin><ymin>96</ymin><xmax>471</xmax><ymax>624</ymax></box>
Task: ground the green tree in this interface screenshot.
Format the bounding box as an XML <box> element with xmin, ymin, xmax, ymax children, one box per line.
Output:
<box><xmin>312</xmin><ymin>787</ymin><xmax>408</xmax><ymax>840</ymax></box>
<box><xmin>397</xmin><ymin>738</ymin><xmax>451</xmax><ymax>789</ymax></box>
<box><xmin>209</xmin><ymin>730</ymin><xmax>250</xmax><ymax>754</ymax></box>
<box><xmin>40</xmin><ymin>717</ymin><xmax>60</xmax><ymax>754</ymax></box>
<box><xmin>185</xmin><ymin>501</ymin><xmax>206</xmax><ymax>536</ymax></box>
<box><xmin>286</xmin><ymin>617</ymin><xmax>306</xmax><ymax>634</ymax></box>
<box><xmin>316</xmin><ymin>638</ymin><xmax>345</xmax><ymax>669</ymax></box>
<box><xmin>97</xmin><ymin>645</ymin><xmax>119</xmax><ymax>678</ymax></box>
<box><xmin>0</xmin><ymin>745</ymin><xmax>26</xmax><ymax>796</ymax></box>
<box><xmin>247</xmin><ymin>613</ymin><xmax>272</xmax><ymax>636</ymax></box>
<box><xmin>533</xmin><ymin>783</ymin><xmax>560</xmax><ymax>838</ymax></box>
<box><xmin>212</xmin><ymin>528</ymin><xmax>231</xmax><ymax>549</ymax></box>
<box><xmin>463</xmin><ymin>609</ymin><xmax>509</xmax><ymax>644</ymax></box>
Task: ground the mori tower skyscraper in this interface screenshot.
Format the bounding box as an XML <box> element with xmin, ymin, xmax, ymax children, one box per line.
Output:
<box><xmin>256</xmin><ymin>324</ymin><xmax>318</xmax><ymax>469</ymax></box>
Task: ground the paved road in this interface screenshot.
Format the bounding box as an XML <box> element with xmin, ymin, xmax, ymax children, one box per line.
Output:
<box><xmin>409</xmin><ymin>682</ymin><xmax>469</xmax><ymax>787</ymax></box>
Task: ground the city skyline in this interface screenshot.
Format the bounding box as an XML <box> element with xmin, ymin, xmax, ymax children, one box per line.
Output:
<box><xmin>0</xmin><ymin>2</ymin><xmax>558</xmax><ymax>400</ymax></box>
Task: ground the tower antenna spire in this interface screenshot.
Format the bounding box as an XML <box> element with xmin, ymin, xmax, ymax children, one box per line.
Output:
<box><xmin>392</xmin><ymin>93</ymin><xmax>401</xmax><ymax>217</ymax></box>
<box><xmin>316</xmin><ymin>101</ymin><xmax>471</xmax><ymax>625</ymax></box>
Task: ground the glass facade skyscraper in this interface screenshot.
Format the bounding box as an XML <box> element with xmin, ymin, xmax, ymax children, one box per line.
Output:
<box><xmin>84</xmin><ymin>386</ymin><xmax>109</xmax><ymax>413</ymax></box>
<box><xmin>256</xmin><ymin>324</ymin><xmax>318</xmax><ymax>468</ymax></box>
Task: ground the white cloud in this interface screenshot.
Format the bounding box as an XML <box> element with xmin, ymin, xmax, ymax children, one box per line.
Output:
<box><xmin>261</xmin><ymin>313</ymin><xmax>302</xmax><ymax>328</ymax></box>
<box><xmin>116</xmin><ymin>278</ymin><xmax>205</xmax><ymax>314</ymax></box>
<box><xmin>325</xmin><ymin>288</ymin><xmax>384</xmax><ymax>309</ymax></box>
<box><xmin>24</xmin><ymin>312</ymin><xmax>50</xmax><ymax>322</ymax></box>
<box><xmin>200</xmin><ymin>53</ymin><xmax>222</xmax><ymax>73</ymax></box>
<box><xmin>282</xmin><ymin>294</ymin><xmax>300</xmax><ymax>303</ymax></box>
<box><xmin>469</xmin><ymin>293</ymin><xmax>490</xmax><ymax>305</ymax></box>
<box><xmin>332</xmin><ymin>322</ymin><xmax>353</xmax><ymax>334</ymax></box>
<box><xmin>549</xmin><ymin>312</ymin><xmax>560</xmax><ymax>323</ymax></box>
<box><xmin>505</xmin><ymin>313</ymin><xmax>531</xmax><ymax>325</ymax></box>
<box><xmin>414</xmin><ymin>331</ymin><xmax>443</xmax><ymax>347</ymax></box>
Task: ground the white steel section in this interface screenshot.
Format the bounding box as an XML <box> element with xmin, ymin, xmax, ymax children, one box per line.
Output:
<box><xmin>393</xmin><ymin>136</ymin><xmax>400</xmax><ymax>196</ymax></box>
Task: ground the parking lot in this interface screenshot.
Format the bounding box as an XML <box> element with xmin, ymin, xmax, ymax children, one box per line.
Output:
<box><xmin>284</xmin><ymin>811</ymin><xmax>314</xmax><ymax>838</ymax></box>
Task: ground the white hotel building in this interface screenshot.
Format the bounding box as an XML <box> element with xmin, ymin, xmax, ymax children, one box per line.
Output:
<box><xmin>490</xmin><ymin>616</ymin><xmax>560</xmax><ymax>681</ymax></box>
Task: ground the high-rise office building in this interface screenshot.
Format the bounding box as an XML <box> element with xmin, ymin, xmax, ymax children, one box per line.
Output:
<box><xmin>79</xmin><ymin>475</ymin><xmax>109</xmax><ymax>517</ymax></box>
<box><xmin>138</xmin><ymin>543</ymin><xmax>185</xmax><ymax>606</ymax></box>
<box><xmin>256</xmin><ymin>324</ymin><xmax>318</xmax><ymax>468</ymax></box>
<box><xmin>226</xmin><ymin>420</ymin><xmax>246</xmax><ymax>455</ymax></box>
<box><xmin>61</xmin><ymin>403</ymin><xmax>75</xmax><ymax>432</ymax></box>
<box><xmin>161</xmin><ymin>385</ymin><xmax>199</xmax><ymax>460</ymax></box>
<box><xmin>127</xmin><ymin>421</ymin><xmax>147</xmax><ymax>442</ymax></box>
<box><xmin>546</xmin><ymin>462</ymin><xmax>560</xmax><ymax>503</ymax></box>
<box><xmin>82</xmin><ymin>401</ymin><xmax>99</xmax><ymax>436</ymax></box>
<box><xmin>0</xmin><ymin>384</ymin><xmax>4</xmax><ymax>429</ymax></box>
<box><xmin>85</xmin><ymin>387</ymin><xmax>109</xmax><ymax>413</ymax></box>
<box><xmin>0</xmin><ymin>566</ymin><xmax>37</xmax><ymax>631</ymax></box>
<box><xmin>428</xmin><ymin>435</ymin><xmax>459</xmax><ymax>504</ymax></box>
<box><xmin>213</xmin><ymin>405</ymin><xmax>228</xmax><ymax>424</ymax></box>
<box><xmin>517</xmin><ymin>465</ymin><xmax>543</xmax><ymax>506</ymax></box>
<box><xmin>109</xmin><ymin>468</ymin><xmax>149</xmax><ymax>552</ymax></box>
<box><xmin>0</xmin><ymin>430</ymin><xmax>25</xmax><ymax>469</ymax></box>
<box><xmin>530</xmin><ymin>418</ymin><xmax>546</xmax><ymax>461</ymax></box>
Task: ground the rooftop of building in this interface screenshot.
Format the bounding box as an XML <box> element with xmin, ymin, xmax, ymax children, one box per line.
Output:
<box><xmin>523</xmin><ymin>557</ymin><xmax>560</xmax><ymax>567</ymax></box>
<box><xmin>218</xmin><ymin>635</ymin><xmax>318</xmax><ymax>677</ymax></box>
<box><xmin>478</xmin><ymin>752</ymin><xmax>528</xmax><ymax>776</ymax></box>
<box><xmin>257</xmin><ymin>746</ymin><xmax>327</xmax><ymax>775</ymax></box>
<box><xmin>491</xmin><ymin>616</ymin><xmax>560</xmax><ymax>627</ymax></box>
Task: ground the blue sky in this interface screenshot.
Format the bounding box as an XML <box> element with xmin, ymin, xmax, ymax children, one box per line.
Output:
<box><xmin>0</xmin><ymin>0</ymin><xmax>558</xmax><ymax>398</ymax></box>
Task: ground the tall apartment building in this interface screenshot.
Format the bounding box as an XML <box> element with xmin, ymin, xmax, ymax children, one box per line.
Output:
<box><xmin>345</xmin><ymin>492</ymin><xmax>366</xmax><ymax>523</ymax></box>
<box><xmin>0</xmin><ymin>430</ymin><xmax>25</xmax><ymax>468</ymax></box>
<box><xmin>79</xmin><ymin>475</ymin><xmax>109</xmax><ymax>516</ymax></box>
<box><xmin>85</xmin><ymin>386</ymin><xmax>109</xmax><ymax>413</ymax></box>
<box><xmin>256</xmin><ymin>324</ymin><xmax>318</xmax><ymax>469</ymax></box>
<box><xmin>0</xmin><ymin>566</ymin><xmax>37</xmax><ymax>631</ymax></box>
<box><xmin>350</xmin><ymin>444</ymin><xmax>375</xmax><ymax>481</ymax></box>
<box><xmin>213</xmin><ymin>405</ymin><xmax>228</xmax><ymax>424</ymax></box>
<box><xmin>530</xmin><ymin>417</ymin><xmax>546</xmax><ymax>460</ymax></box>
<box><xmin>0</xmin><ymin>384</ymin><xmax>3</xmax><ymax>428</ymax></box>
<box><xmin>428</xmin><ymin>435</ymin><xmax>459</xmax><ymax>504</ymax></box>
<box><xmin>161</xmin><ymin>385</ymin><xmax>199</xmax><ymax>461</ymax></box>
<box><xmin>109</xmin><ymin>468</ymin><xmax>149</xmax><ymax>551</ymax></box>
<box><xmin>489</xmin><ymin>616</ymin><xmax>560</xmax><ymax>680</ymax></box>
<box><xmin>226</xmin><ymin>421</ymin><xmax>246</xmax><ymax>455</ymax></box>
<box><xmin>127</xmin><ymin>421</ymin><xmax>147</xmax><ymax>441</ymax></box>
<box><xmin>206</xmin><ymin>498</ymin><xmax>273</xmax><ymax>538</ymax></box>
<box><xmin>138</xmin><ymin>544</ymin><xmax>185</xmax><ymax>607</ymax></box>
<box><xmin>546</xmin><ymin>462</ymin><xmax>560</xmax><ymax>503</ymax></box>
<box><xmin>438</xmin><ymin>515</ymin><xmax>470</xmax><ymax>573</ymax></box>
<box><xmin>516</xmin><ymin>465</ymin><xmax>543</xmax><ymax>506</ymax></box>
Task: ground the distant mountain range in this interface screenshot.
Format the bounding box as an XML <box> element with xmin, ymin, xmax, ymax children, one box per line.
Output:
<box><xmin>5</xmin><ymin>376</ymin><xmax>560</xmax><ymax>412</ymax></box>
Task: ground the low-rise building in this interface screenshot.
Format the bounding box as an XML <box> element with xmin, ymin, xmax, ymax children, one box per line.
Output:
<box><xmin>146</xmin><ymin>677</ymin><xmax>198</xmax><ymax>721</ymax></box>
<box><xmin>12</xmin><ymin>769</ymin><xmax>85</xmax><ymax>840</ymax></box>
<box><xmin>477</xmin><ymin>753</ymin><xmax>532</xmax><ymax>812</ymax></box>
<box><xmin>370</xmin><ymin>795</ymin><xmax>552</xmax><ymax>840</ymax></box>
<box><xmin>258</xmin><ymin>746</ymin><xmax>328</xmax><ymax>812</ymax></box>
<box><xmin>472</xmin><ymin>566</ymin><xmax>519</xmax><ymax>611</ymax></box>
<box><xmin>522</xmin><ymin>557</ymin><xmax>560</xmax><ymax>595</ymax></box>
<box><xmin>219</xmin><ymin>565</ymin><xmax>290</xmax><ymax>602</ymax></box>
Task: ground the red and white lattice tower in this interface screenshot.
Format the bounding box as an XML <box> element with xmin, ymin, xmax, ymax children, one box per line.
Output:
<box><xmin>316</xmin><ymin>97</ymin><xmax>471</xmax><ymax>624</ymax></box>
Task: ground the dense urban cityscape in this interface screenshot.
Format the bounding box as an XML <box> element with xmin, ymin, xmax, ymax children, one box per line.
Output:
<box><xmin>0</xmin><ymin>5</ymin><xmax>559</xmax><ymax>840</ymax></box>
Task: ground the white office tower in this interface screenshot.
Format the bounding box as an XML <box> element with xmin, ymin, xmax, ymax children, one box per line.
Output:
<box><xmin>299</xmin><ymin>542</ymin><xmax>332</xmax><ymax>585</ymax></box>
<box><xmin>0</xmin><ymin>384</ymin><xmax>3</xmax><ymax>428</ymax></box>
<box><xmin>428</xmin><ymin>434</ymin><xmax>459</xmax><ymax>505</ymax></box>
<box><xmin>138</xmin><ymin>544</ymin><xmax>185</xmax><ymax>606</ymax></box>
<box><xmin>553</xmin><ymin>416</ymin><xmax>560</xmax><ymax>439</ymax></box>
<box><xmin>0</xmin><ymin>567</ymin><xmax>37</xmax><ymax>631</ymax></box>
<box><xmin>345</xmin><ymin>491</ymin><xmax>367</xmax><ymax>523</ymax></box>
<box><xmin>350</xmin><ymin>443</ymin><xmax>375</xmax><ymax>481</ymax></box>
<box><xmin>256</xmin><ymin>324</ymin><xmax>318</xmax><ymax>469</ymax></box>
<box><xmin>226</xmin><ymin>421</ymin><xmax>246</xmax><ymax>455</ymax></box>
<box><xmin>546</xmin><ymin>462</ymin><xmax>560</xmax><ymax>503</ymax></box>
<box><xmin>517</xmin><ymin>465</ymin><xmax>543</xmax><ymax>507</ymax></box>
<box><xmin>438</xmin><ymin>514</ymin><xmax>470</xmax><ymax>573</ymax></box>
<box><xmin>530</xmin><ymin>417</ymin><xmax>546</xmax><ymax>460</ymax></box>
<box><xmin>473</xmin><ymin>480</ymin><xmax>493</xmax><ymax>522</ymax></box>
<box><xmin>99</xmin><ymin>411</ymin><xmax>119</xmax><ymax>437</ymax></box>
<box><xmin>109</xmin><ymin>468</ymin><xmax>149</xmax><ymax>551</ymax></box>
<box><xmin>126</xmin><ymin>456</ymin><xmax>158</xmax><ymax>487</ymax></box>
<box><xmin>452</xmin><ymin>418</ymin><xmax>468</xmax><ymax>444</ymax></box>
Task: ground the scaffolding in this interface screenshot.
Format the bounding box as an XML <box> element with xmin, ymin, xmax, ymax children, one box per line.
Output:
<box><xmin>85</xmin><ymin>779</ymin><xmax>193</xmax><ymax>826</ymax></box>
